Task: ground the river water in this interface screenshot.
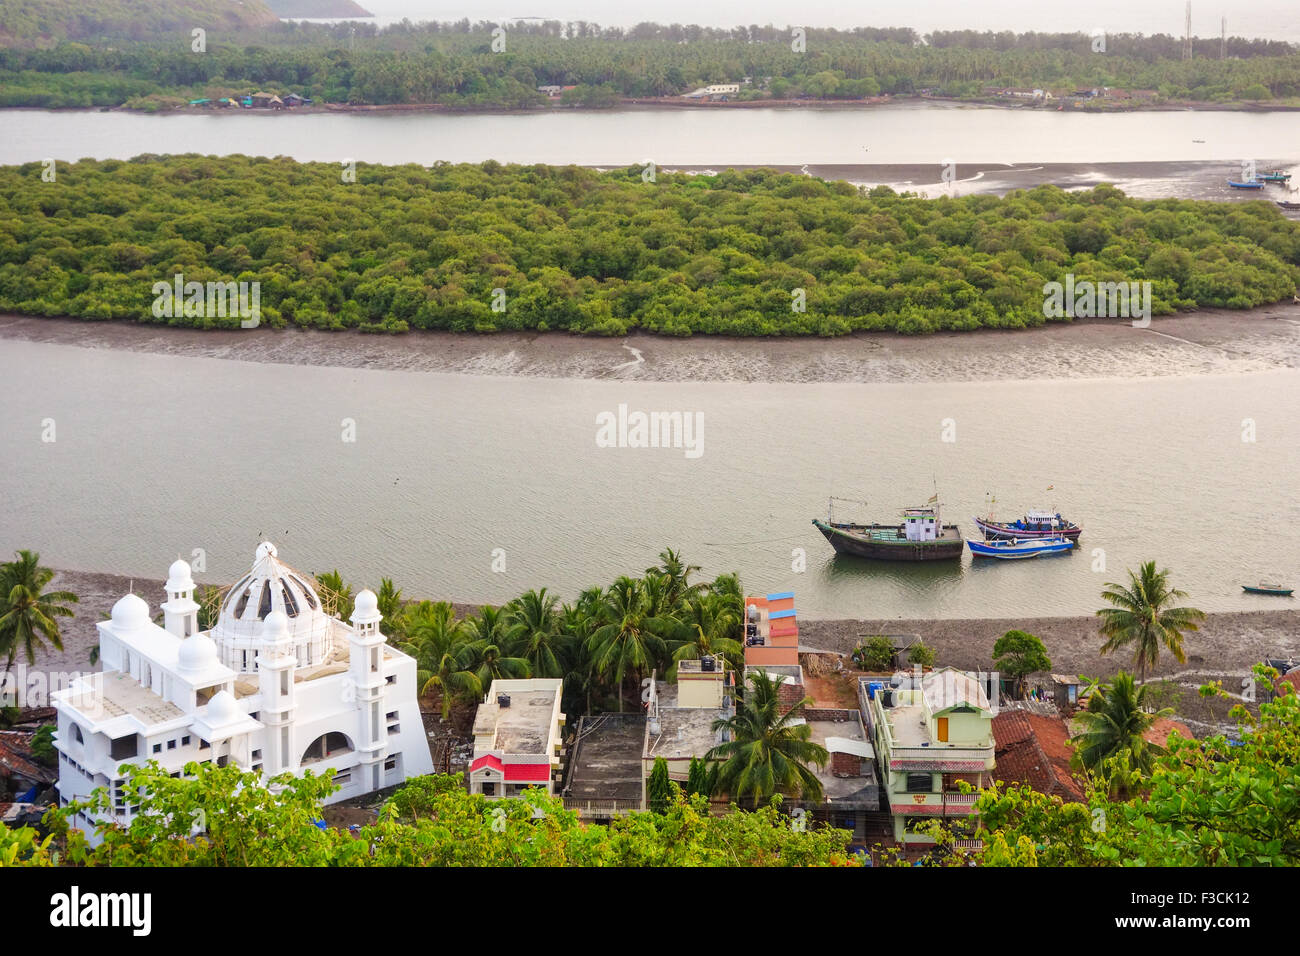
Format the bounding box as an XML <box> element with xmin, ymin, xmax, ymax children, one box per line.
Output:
<box><xmin>3</xmin><ymin>102</ymin><xmax>1299</xmax><ymax>168</ymax></box>
<box><xmin>2</xmin><ymin>337</ymin><xmax>1297</xmax><ymax>619</ymax></box>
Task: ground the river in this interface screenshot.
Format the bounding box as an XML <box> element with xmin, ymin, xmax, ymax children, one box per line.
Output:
<box><xmin>2</xmin><ymin>337</ymin><xmax>1297</xmax><ymax>619</ymax></box>
<box><xmin>3</xmin><ymin>101</ymin><xmax>1299</xmax><ymax>168</ymax></box>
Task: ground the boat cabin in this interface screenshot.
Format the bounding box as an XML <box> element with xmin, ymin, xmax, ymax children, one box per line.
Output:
<box><xmin>902</xmin><ymin>508</ymin><xmax>939</xmax><ymax>542</ymax></box>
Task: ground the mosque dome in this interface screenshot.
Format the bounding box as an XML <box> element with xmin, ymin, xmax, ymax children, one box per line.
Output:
<box><xmin>206</xmin><ymin>690</ymin><xmax>244</xmax><ymax>725</ymax></box>
<box><xmin>110</xmin><ymin>593</ymin><xmax>150</xmax><ymax>630</ymax></box>
<box><xmin>211</xmin><ymin>542</ymin><xmax>335</xmax><ymax>672</ymax></box>
<box><xmin>178</xmin><ymin>632</ymin><xmax>219</xmax><ymax>672</ymax></box>
<box><xmin>352</xmin><ymin>588</ymin><xmax>379</xmax><ymax>624</ymax></box>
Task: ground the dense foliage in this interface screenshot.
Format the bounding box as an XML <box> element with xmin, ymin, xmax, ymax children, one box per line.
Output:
<box><xmin>0</xmin><ymin>0</ymin><xmax>276</xmax><ymax>48</ymax></box>
<box><xmin>4</xmin><ymin>155</ymin><xmax>1298</xmax><ymax>336</ymax></box>
<box><xmin>0</xmin><ymin>13</ymin><xmax>1297</xmax><ymax>108</ymax></box>
<box><xmin>0</xmin><ymin>550</ymin><xmax>78</xmax><ymax>686</ymax></box>
<box><xmin>2</xmin><ymin>765</ymin><xmax>859</xmax><ymax>866</ymax></box>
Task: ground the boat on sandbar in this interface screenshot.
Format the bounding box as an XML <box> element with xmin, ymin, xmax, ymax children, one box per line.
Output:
<box><xmin>1228</xmin><ymin>179</ymin><xmax>1265</xmax><ymax>189</ymax></box>
<box><xmin>967</xmin><ymin>535</ymin><xmax>1075</xmax><ymax>559</ymax></box>
<box><xmin>813</xmin><ymin>496</ymin><xmax>964</xmax><ymax>562</ymax></box>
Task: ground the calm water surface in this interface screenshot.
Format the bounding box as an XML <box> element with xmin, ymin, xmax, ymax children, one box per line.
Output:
<box><xmin>2</xmin><ymin>339</ymin><xmax>1297</xmax><ymax>619</ymax></box>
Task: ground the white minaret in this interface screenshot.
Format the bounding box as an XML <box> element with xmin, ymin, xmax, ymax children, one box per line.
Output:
<box><xmin>257</xmin><ymin>609</ymin><xmax>297</xmax><ymax>774</ymax></box>
<box><xmin>161</xmin><ymin>558</ymin><xmax>200</xmax><ymax>638</ymax></box>
<box><xmin>349</xmin><ymin>589</ymin><xmax>387</xmax><ymax>793</ymax></box>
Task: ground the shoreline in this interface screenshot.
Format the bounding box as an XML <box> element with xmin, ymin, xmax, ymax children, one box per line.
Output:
<box><xmin>24</xmin><ymin>569</ymin><xmax>1299</xmax><ymax>736</ymax></box>
<box><xmin>3</xmin><ymin>306</ymin><xmax>1299</xmax><ymax>384</ymax></box>
<box><xmin>14</xmin><ymin>94</ymin><xmax>1300</xmax><ymax>116</ymax></box>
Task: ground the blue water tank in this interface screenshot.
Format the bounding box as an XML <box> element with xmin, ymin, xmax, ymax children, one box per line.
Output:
<box><xmin>867</xmin><ymin>681</ymin><xmax>883</xmax><ymax>700</ymax></box>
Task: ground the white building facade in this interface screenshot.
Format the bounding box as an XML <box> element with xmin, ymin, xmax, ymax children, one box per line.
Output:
<box><xmin>52</xmin><ymin>543</ymin><xmax>434</xmax><ymax>844</ymax></box>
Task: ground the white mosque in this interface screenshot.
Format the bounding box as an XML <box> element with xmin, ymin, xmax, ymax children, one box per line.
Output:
<box><xmin>52</xmin><ymin>542</ymin><xmax>435</xmax><ymax>844</ymax></box>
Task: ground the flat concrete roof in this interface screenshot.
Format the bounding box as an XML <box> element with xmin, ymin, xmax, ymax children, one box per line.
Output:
<box><xmin>475</xmin><ymin>685</ymin><xmax>558</xmax><ymax>754</ymax></box>
<box><xmin>565</xmin><ymin>714</ymin><xmax>646</xmax><ymax>803</ymax></box>
<box><xmin>647</xmin><ymin>706</ymin><xmax>720</xmax><ymax>761</ymax></box>
<box><xmin>65</xmin><ymin>670</ymin><xmax>185</xmax><ymax>727</ymax></box>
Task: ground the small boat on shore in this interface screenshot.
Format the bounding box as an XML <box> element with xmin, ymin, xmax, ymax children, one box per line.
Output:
<box><xmin>973</xmin><ymin>509</ymin><xmax>1082</xmax><ymax>541</ymax></box>
<box><xmin>1276</xmin><ymin>200</ymin><xmax>1300</xmax><ymax>210</ymax></box>
<box><xmin>1228</xmin><ymin>179</ymin><xmax>1265</xmax><ymax>189</ymax></box>
<box><xmin>1257</xmin><ymin>170</ymin><xmax>1292</xmax><ymax>183</ymax></box>
<box><xmin>1242</xmin><ymin>582</ymin><xmax>1294</xmax><ymax>596</ymax></box>
<box><xmin>968</xmin><ymin>536</ymin><xmax>1075</xmax><ymax>559</ymax></box>
<box><xmin>813</xmin><ymin>497</ymin><xmax>964</xmax><ymax>562</ymax></box>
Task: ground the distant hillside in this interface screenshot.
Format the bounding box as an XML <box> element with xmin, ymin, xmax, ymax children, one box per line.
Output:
<box><xmin>266</xmin><ymin>0</ymin><xmax>372</xmax><ymax>16</ymax></box>
<box><xmin>0</xmin><ymin>0</ymin><xmax>279</xmax><ymax>46</ymax></box>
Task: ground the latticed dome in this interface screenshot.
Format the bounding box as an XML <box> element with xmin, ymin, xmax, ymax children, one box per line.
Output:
<box><xmin>210</xmin><ymin>542</ymin><xmax>337</xmax><ymax>673</ymax></box>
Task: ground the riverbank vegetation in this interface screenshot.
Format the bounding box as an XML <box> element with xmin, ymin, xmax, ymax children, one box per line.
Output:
<box><xmin>1</xmin><ymin>7</ymin><xmax>1298</xmax><ymax>109</ymax></box>
<box><xmin>3</xmin><ymin>155</ymin><xmax>1299</xmax><ymax>336</ymax></box>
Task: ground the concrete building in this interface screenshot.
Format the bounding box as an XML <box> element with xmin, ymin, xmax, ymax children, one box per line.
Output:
<box><xmin>468</xmin><ymin>678</ymin><xmax>565</xmax><ymax>797</ymax></box>
<box><xmin>51</xmin><ymin>543</ymin><xmax>435</xmax><ymax>845</ymax></box>
<box><xmin>862</xmin><ymin>667</ymin><xmax>996</xmax><ymax>850</ymax></box>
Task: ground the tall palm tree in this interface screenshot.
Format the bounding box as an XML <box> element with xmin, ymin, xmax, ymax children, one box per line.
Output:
<box><xmin>647</xmin><ymin>548</ymin><xmax>705</xmax><ymax>609</ymax></box>
<box><xmin>1097</xmin><ymin>561</ymin><xmax>1205</xmax><ymax>684</ymax></box>
<box><xmin>1071</xmin><ymin>671</ymin><xmax>1173</xmax><ymax>777</ymax></box>
<box><xmin>707</xmin><ymin>669</ymin><xmax>828</xmax><ymax>807</ymax></box>
<box><xmin>668</xmin><ymin>591</ymin><xmax>743</xmax><ymax>679</ymax></box>
<box><xmin>0</xmin><ymin>551</ymin><xmax>78</xmax><ymax>683</ymax></box>
<box><xmin>375</xmin><ymin>577</ymin><xmax>404</xmax><ymax>639</ymax></box>
<box><xmin>504</xmin><ymin>588</ymin><xmax>567</xmax><ymax>679</ymax></box>
<box><xmin>470</xmin><ymin>642</ymin><xmax>531</xmax><ymax>687</ymax></box>
<box><xmin>400</xmin><ymin>601</ymin><xmax>480</xmax><ymax>720</ymax></box>
<box><xmin>586</xmin><ymin>576</ymin><xmax>669</xmax><ymax>712</ymax></box>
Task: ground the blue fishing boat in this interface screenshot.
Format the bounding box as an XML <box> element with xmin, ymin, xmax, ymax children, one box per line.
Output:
<box><xmin>1242</xmin><ymin>582</ymin><xmax>1294</xmax><ymax>596</ymax></box>
<box><xmin>967</xmin><ymin>536</ymin><xmax>1075</xmax><ymax>559</ymax></box>
<box><xmin>1228</xmin><ymin>179</ymin><xmax>1265</xmax><ymax>189</ymax></box>
<box><xmin>974</xmin><ymin>509</ymin><xmax>1082</xmax><ymax>541</ymax></box>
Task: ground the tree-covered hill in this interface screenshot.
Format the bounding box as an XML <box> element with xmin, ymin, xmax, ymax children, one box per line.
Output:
<box><xmin>1</xmin><ymin>156</ymin><xmax>1297</xmax><ymax>336</ymax></box>
<box><xmin>264</xmin><ymin>0</ymin><xmax>372</xmax><ymax>17</ymax></box>
<box><xmin>0</xmin><ymin>0</ymin><xmax>279</xmax><ymax>47</ymax></box>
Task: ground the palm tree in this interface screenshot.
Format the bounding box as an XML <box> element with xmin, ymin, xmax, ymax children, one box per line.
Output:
<box><xmin>0</xmin><ymin>551</ymin><xmax>78</xmax><ymax>683</ymax></box>
<box><xmin>400</xmin><ymin>601</ymin><xmax>480</xmax><ymax>720</ymax></box>
<box><xmin>1097</xmin><ymin>561</ymin><xmax>1205</xmax><ymax>684</ymax></box>
<box><xmin>586</xmin><ymin>576</ymin><xmax>670</xmax><ymax>712</ymax></box>
<box><xmin>668</xmin><ymin>591</ymin><xmax>743</xmax><ymax>679</ymax></box>
<box><xmin>504</xmin><ymin>588</ymin><xmax>567</xmax><ymax>679</ymax></box>
<box><xmin>707</xmin><ymin>669</ymin><xmax>828</xmax><ymax>807</ymax></box>
<box><xmin>647</xmin><ymin>548</ymin><xmax>705</xmax><ymax>609</ymax></box>
<box><xmin>1071</xmin><ymin>671</ymin><xmax>1173</xmax><ymax>778</ymax></box>
<box><xmin>470</xmin><ymin>642</ymin><xmax>531</xmax><ymax>687</ymax></box>
<box><xmin>376</xmin><ymin>577</ymin><xmax>403</xmax><ymax>639</ymax></box>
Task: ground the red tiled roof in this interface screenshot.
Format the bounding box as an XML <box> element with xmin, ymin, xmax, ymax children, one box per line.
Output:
<box><xmin>992</xmin><ymin>711</ymin><xmax>1084</xmax><ymax>803</ymax></box>
<box><xmin>504</xmin><ymin>763</ymin><xmax>552</xmax><ymax>783</ymax></box>
<box><xmin>0</xmin><ymin>735</ymin><xmax>56</xmax><ymax>785</ymax></box>
<box><xmin>470</xmin><ymin>754</ymin><xmax>504</xmax><ymax>774</ymax></box>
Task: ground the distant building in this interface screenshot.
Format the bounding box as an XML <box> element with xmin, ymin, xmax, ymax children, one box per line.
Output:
<box><xmin>52</xmin><ymin>543</ymin><xmax>435</xmax><ymax>846</ymax></box>
<box><xmin>992</xmin><ymin>709</ymin><xmax>1083</xmax><ymax>803</ymax></box>
<box><xmin>537</xmin><ymin>85</ymin><xmax>562</xmax><ymax>97</ymax></box>
<box><xmin>468</xmin><ymin>679</ymin><xmax>565</xmax><ymax>797</ymax></box>
<box><xmin>863</xmin><ymin>667</ymin><xmax>996</xmax><ymax>850</ymax></box>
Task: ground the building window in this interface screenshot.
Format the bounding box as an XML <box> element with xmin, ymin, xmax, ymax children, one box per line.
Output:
<box><xmin>167</xmin><ymin>739</ymin><xmax>177</xmax><ymax>750</ymax></box>
<box><xmin>906</xmin><ymin>772</ymin><xmax>933</xmax><ymax>793</ymax></box>
<box><xmin>252</xmin><ymin>749</ymin><xmax>262</xmax><ymax>760</ymax></box>
<box><xmin>481</xmin><ymin>781</ymin><xmax>496</xmax><ymax>796</ymax></box>
<box><xmin>152</xmin><ymin>743</ymin><xmax>162</xmax><ymax>754</ymax></box>
<box><xmin>71</xmin><ymin>724</ymin><xmax>84</xmax><ymax>745</ymax></box>
<box><xmin>182</xmin><ymin>735</ymin><xmax>190</xmax><ymax>746</ymax></box>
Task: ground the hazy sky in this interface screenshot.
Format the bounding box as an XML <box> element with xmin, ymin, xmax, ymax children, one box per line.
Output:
<box><xmin>349</xmin><ymin>0</ymin><xmax>1300</xmax><ymax>41</ymax></box>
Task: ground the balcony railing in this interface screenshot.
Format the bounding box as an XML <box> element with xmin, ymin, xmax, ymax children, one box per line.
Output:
<box><xmin>562</xmin><ymin>797</ymin><xmax>642</xmax><ymax>816</ymax></box>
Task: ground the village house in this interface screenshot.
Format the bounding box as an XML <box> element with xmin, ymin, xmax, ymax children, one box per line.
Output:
<box><xmin>991</xmin><ymin>709</ymin><xmax>1083</xmax><ymax>802</ymax></box>
<box><xmin>468</xmin><ymin>678</ymin><xmax>565</xmax><ymax>797</ymax></box>
<box><xmin>537</xmin><ymin>85</ymin><xmax>562</xmax><ymax>98</ymax></box>
<box><xmin>863</xmin><ymin>667</ymin><xmax>996</xmax><ymax>852</ymax></box>
<box><xmin>51</xmin><ymin>544</ymin><xmax>435</xmax><ymax>846</ymax></box>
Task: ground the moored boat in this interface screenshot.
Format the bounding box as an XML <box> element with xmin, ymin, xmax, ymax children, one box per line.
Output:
<box><xmin>1276</xmin><ymin>200</ymin><xmax>1300</xmax><ymax>210</ymax></box>
<box><xmin>813</xmin><ymin>497</ymin><xmax>964</xmax><ymax>562</ymax></box>
<box><xmin>1228</xmin><ymin>179</ymin><xmax>1265</xmax><ymax>189</ymax></box>
<box><xmin>1257</xmin><ymin>170</ymin><xmax>1292</xmax><ymax>182</ymax></box>
<box><xmin>967</xmin><ymin>535</ymin><xmax>1075</xmax><ymax>559</ymax></box>
<box><xmin>1242</xmin><ymin>582</ymin><xmax>1294</xmax><ymax>596</ymax></box>
<box><xmin>973</xmin><ymin>509</ymin><xmax>1082</xmax><ymax>541</ymax></box>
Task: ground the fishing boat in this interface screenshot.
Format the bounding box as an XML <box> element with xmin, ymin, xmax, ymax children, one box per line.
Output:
<box><xmin>967</xmin><ymin>535</ymin><xmax>1075</xmax><ymax>559</ymax></box>
<box><xmin>813</xmin><ymin>497</ymin><xmax>964</xmax><ymax>562</ymax></box>
<box><xmin>1276</xmin><ymin>200</ymin><xmax>1300</xmax><ymax>210</ymax></box>
<box><xmin>1242</xmin><ymin>582</ymin><xmax>1294</xmax><ymax>596</ymax></box>
<box><xmin>1228</xmin><ymin>179</ymin><xmax>1265</xmax><ymax>189</ymax></box>
<box><xmin>1257</xmin><ymin>170</ymin><xmax>1292</xmax><ymax>183</ymax></box>
<box><xmin>973</xmin><ymin>508</ymin><xmax>1082</xmax><ymax>541</ymax></box>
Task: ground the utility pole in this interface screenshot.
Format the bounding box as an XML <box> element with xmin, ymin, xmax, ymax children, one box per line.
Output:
<box><xmin>1183</xmin><ymin>1</ymin><xmax>1193</xmax><ymax>60</ymax></box>
<box><xmin>1221</xmin><ymin>16</ymin><xmax>1227</xmax><ymax>60</ymax></box>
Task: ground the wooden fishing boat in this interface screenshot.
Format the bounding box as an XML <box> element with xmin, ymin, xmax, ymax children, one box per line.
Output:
<box><xmin>1276</xmin><ymin>200</ymin><xmax>1300</xmax><ymax>210</ymax></box>
<box><xmin>1228</xmin><ymin>179</ymin><xmax>1265</xmax><ymax>189</ymax></box>
<box><xmin>973</xmin><ymin>509</ymin><xmax>1082</xmax><ymax>541</ymax></box>
<box><xmin>1242</xmin><ymin>583</ymin><xmax>1294</xmax><ymax>596</ymax></box>
<box><xmin>1257</xmin><ymin>171</ymin><xmax>1292</xmax><ymax>182</ymax></box>
<box><xmin>813</xmin><ymin>497</ymin><xmax>963</xmax><ymax>562</ymax></box>
<box><xmin>967</xmin><ymin>536</ymin><xmax>1075</xmax><ymax>559</ymax></box>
